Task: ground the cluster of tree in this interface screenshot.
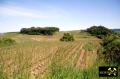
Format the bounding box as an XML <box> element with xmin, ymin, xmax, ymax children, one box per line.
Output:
<box><xmin>20</xmin><ymin>27</ymin><xmax>59</xmax><ymax>35</ymax></box>
<box><xmin>60</xmin><ymin>33</ymin><xmax>75</xmax><ymax>42</ymax></box>
<box><xmin>87</xmin><ymin>26</ymin><xmax>120</xmax><ymax>65</ymax></box>
<box><xmin>86</xmin><ymin>26</ymin><xmax>113</xmax><ymax>39</ymax></box>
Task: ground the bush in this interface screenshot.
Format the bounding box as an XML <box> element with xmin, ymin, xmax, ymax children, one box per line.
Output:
<box><xmin>102</xmin><ymin>34</ymin><xmax>117</xmax><ymax>46</ymax></box>
<box><xmin>103</xmin><ymin>39</ymin><xmax>120</xmax><ymax>65</ymax></box>
<box><xmin>0</xmin><ymin>38</ymin><xmax>16</xmax><ymax>46</ymax></box>
<box><xmin>86</xmin><ymin>26</ymin><xmax>113</xmax><ymax>39</ymax></box>
<box><xmin>60</xmin><ymin>33</ymin><xmax>75</xmax><ymax>42</ymax></box>
<box><xmin>20</xmin><ymin>27</ymin><xmax>59</xmax><ymax>35</ymax></box>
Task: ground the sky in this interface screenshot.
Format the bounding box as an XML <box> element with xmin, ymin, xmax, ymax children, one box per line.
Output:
<box><xmin>0</xmin><ymin>0</ymin><xmax>120</xmax><ymax>32</ymax></box>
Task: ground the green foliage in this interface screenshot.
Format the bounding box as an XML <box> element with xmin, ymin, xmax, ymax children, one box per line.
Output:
<box><xmin>103</xmin><ymin>39</ymin><xmax>120</xmax><ymax>65</ymax></box>
<box><xmin>20</xmin><ymin>27</ymin><xmax>59</xmax><ymax>35</ymax></box>
<box><xmin>102</xmin><ymin>34</ymin><xmax>117</xmax><ymax>46</ymax></box>
<box><xmin>60</xmin><ymin>33</ymin><xmax>75</xmax><ymax>42</ymax></box>
<box><xmin>0</xmin><ymin>38</ymin><xmax>16</xmax><ymax>46</ymax></box>
<box><xmin>114</xmin><ymin>32</ymin><xmax>120</xmax><ymax>38</ymax></box>
<box><xmin>87</xmin><ymin>26</ymin><xmax>113</xmax><ymax>39</ymax></box>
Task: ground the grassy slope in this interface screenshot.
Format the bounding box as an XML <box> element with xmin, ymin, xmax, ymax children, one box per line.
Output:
<box><xmin>0</xmin><ymin>31</ymin><xmax>119</xmax><ymax>79</ymax></box>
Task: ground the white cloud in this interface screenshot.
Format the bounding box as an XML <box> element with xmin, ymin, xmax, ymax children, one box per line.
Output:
<box><xmin>0</xmin><ymin>5</ymin><xmax>49</xmax><ymax>18</ymax></box>
<box><xmin>0</xmin><ymin>5</ymin><xmax>68</xmax><ymax>19</ymax></box>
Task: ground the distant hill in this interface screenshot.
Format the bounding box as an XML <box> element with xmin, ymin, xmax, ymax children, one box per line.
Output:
<box><xmin>112</xmin><ymin>29</ymin><xmax>120</xmax><ymax>32</ymax></box>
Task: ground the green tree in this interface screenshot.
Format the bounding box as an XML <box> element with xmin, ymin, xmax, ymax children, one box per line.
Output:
<box><xmin>20</xmin><ymin>27</ymin><xmax>59</xmax><ymax>35</ymax></box>
<box><xmin>87</xmin><ymin>26</ymin><xmax>113</xmax><ymax>39</ymax></box>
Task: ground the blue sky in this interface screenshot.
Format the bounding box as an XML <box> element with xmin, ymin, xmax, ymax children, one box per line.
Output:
<box><xmin>0</xmin><ymin>0</ymin><xmax>120</xmax><ymax>32</ymax></box>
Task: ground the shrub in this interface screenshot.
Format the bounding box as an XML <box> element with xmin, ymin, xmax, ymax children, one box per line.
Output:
<box><xmin>60</xmin><ymin>33</ymin><xmax>75</xmax><ymax>42</ymax></box>
<box><xmin>103</xmin><ymin>39</ymin><xmax>120</xmax><ymax>65</ymax></box>
<box><xmin>102</xmin><ymin>34</ymin><xmax>117</xmax><ymax>46</ymax></box>
<box><xmin>0</xmin><ymin>38</ymin><xmax>16</xmax><ymax>46</ymax></box>
<box><xmin>86</xmin><ymin>26</ymin><xmax>113</xmax><ymax>39</ymax></box>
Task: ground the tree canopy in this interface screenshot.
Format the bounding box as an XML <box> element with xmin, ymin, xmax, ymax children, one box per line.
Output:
<box><xmin>86</xmin><ymin>26</ymin><xmax>113</xmax><ymax>39</ymax></box>
<box><xmin>20</xmin><ymin>27</ymin><xmax>59</xmax><ymax>35</ymax></box>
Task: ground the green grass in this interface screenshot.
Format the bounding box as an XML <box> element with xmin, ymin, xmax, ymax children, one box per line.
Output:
<box><xmin>82</xmin><ymin>42</ymin><xmax>98</xmax><ymax>51</ymax></box>
<box><xmin>44</xmin><ymin>63</ymin><xmax>83</xmax><ymax>79</ymax></box>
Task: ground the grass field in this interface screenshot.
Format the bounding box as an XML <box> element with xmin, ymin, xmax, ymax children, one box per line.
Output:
<box><xmin>0</xmin><ymin>31</ymin><xmax>119</xmax><ymax>79</ymax></box>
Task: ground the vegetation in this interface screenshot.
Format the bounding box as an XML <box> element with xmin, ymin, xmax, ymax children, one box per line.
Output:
<box><xmin>60</xmin><ymin>33</ymin><xmax>75</xmax><ymax>41</ymax></box>
<box><xmin>86</xmin><ymin>26</ymin><xmax>113</xmax><ymax>39</ymax></box>
<box><xmin>46</xmin><ymin>63</ymin><xmax>83</xmax><ymax>79</ymax></box>
<box><xmin>0</xmin><ymin>38</ymin><xmax>16</xmax><ymax>46</ymax></box>
<box><xmin>20</xmin><ymin>27</ymin><xmax>59</xmax><ymax>35</ymax></box>
<box><xmin>83</xmin><ymin>42</ymin><xmax>97</xmax><ymax>51</ymax></box>
<box><xmin>103</xmin><ymin>39</ymin><xmax>120</xmax><ymax>65</ymax></box>
<box><xmin>86</xmin><ymin>26</ymin><xmax>120</xmax><ymax>65</ymax></box>
<box><xmin>102</xmin><ymin>34</ymin><xmax>117</xmax><ymax>46</ymax></box>
<box><xmin>101</xmin><ymin>32</ymin><xmax>120</xmax><ymax>65</ymax></box>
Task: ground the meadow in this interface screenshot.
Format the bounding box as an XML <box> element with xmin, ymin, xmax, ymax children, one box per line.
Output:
<box><xmin>0</xmin><ymin>31</ymin><xmax>119</xmax><ymax>79</ymax></box>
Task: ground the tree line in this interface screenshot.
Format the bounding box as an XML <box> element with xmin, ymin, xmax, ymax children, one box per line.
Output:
<box><xmin>20</xmin><ymin>27</ymin><xmax>59</xmax><ymax>35</ymax></box>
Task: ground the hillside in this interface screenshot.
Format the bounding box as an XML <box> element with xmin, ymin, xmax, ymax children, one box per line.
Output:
<box><xmin>0</xmin><ymin>31</ymin><xmax>110</xmax><ymax>79</ymax></box>
<box><xmin>112</xmin><ymin>29</ymin><xmax>120</xmax><ymax>32</ymax></box>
